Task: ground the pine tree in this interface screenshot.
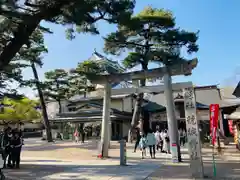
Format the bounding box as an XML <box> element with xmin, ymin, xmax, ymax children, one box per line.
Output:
<box><xmin>43</xmin><ymin>69</ymin><xmax>69</xmax><ymax>113</ymax></box>
<box><xmin>68</xmin><ymin>60</ymin><xmax>105</xmax><ymax>98</ymax></box>
<box><xmin>18</xmin><ymin>27</ymin><xmax>53</xmax><ymax>142</ymax></box>
<box><xmin>0</xmin><ymin>0</ymin><xmax>135</xmax><ymax>69</ymax></box>
<box><xmin>104</xmin><ymin>6</ymin><xmax>199</xmax><ymax>134</ymax></box>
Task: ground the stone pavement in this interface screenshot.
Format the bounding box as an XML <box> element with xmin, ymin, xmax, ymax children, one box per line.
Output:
<box><xmin>147</xmin><ymin>143</ymin><xmax>240</xmax><ymax>180</ymax></box>
<box><xmin>3</xmin><ymin>139</ymin><xmax>164</xmax><ymax>180</ymax></box>
<box><xmin>3</xmin><ymin>139</ymin><xmax>240</xmax><ymax>180</ymax></box>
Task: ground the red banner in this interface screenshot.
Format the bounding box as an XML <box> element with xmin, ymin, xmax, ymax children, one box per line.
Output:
<box><xmin>209</xmin><ymin>104</ymin><xmax>219</xmax><ymax>145</ymax></box>
<box><xmin>228</xmin><ymin>120</ymin><xmax>234</xmax><ymax>135</ymax></box>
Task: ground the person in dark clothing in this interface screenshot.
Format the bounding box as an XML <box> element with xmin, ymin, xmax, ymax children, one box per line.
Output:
<box><xmin>2</xmin><ymin>127</ymin><xmax>13</xmax><ymax>168</ymax></box>
<box><xmin>11</xmin><ymin>132</ymin><xmax>23</xmax><ymax>169</ymax></box>
<box><xmin>134</xmin><ymin>128</ymin><xmax>141</xmax><ymax>152</ymax></box>
<box><xmin>81</xmin><ymin>130</ymin><xmax>85</xmax><ymax>143</ymax></box>
<box><xmin>2</xmin><ymin>132</ymin><xmax>9</xmax><ymax>168</ymax></box>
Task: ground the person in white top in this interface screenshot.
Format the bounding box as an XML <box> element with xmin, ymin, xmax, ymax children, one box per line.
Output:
<box><xmin>154</xmin><ymin>130</ymin><xmax>161</xmax><ymax>151</ymax></box>
<box><xmin>162</xmin><ymin>129</ymin><xmax>170</xmax><ymax>154</ymax></box>
<box><xmin>160</xmin><ymin>130</ymin><xmax>165</xmax><ymax>152</ymax></box>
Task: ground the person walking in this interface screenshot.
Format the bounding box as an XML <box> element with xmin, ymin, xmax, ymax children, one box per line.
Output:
<box><xmin>2</xmin><ymin>127</ymin><xmax>12</xmax><ymax>168</ymax></box>
<box><xmin>74</xmin><ymin>129</ymin><xmax>79</xmax><ymax>143</ymax></box>
<box><xmin>11</xmin><ymin>131</ymin><xmax>23</xmax><ymax>169</ymax></box>
<box><xmin>133</xmin><ymin>128</ymin><xmax>141</xmax><ymax>153</ymax></box>
<box><xmin>138</xmin><ymin>132</ymin><xmax>147</xmax><ymax>159</ymax></box>
<box><xmin>146</xmin><ymin>129</ymin><xmax>156</xmax><ymax>159</ymax></box>
<box><xmin>163</xmin><ymin>129</ymin><xmax>170</xmax><ymax>154</ymax></box>
<box><xmin>160</xmin><ymin>130</ymin><xmax>164</xmax><ymax>152</ymax></box>
<box><xmin>81</xmin><ymin>129</ymin><xmax>85</xmax><ymax>143</ymax></box>
<box><xmin>154</xmin><ymin>129</ymin><xmax>162</xmax><ymax>151</ymax></box>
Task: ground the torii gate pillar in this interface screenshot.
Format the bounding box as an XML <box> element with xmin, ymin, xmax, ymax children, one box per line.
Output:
<box><xmin>100</xmin><ymin>82</ymin><xmax>111</xmax><ymax>157</ymax></box>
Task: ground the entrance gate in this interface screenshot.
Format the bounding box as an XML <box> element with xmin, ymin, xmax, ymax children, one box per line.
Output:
<box><xmin>86</xmin><ymin>60</ymin><xmax>204</xmax><ymax>178</ymax></box>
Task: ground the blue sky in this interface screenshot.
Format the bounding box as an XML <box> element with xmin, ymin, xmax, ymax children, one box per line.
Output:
<box><xmin>21</xmin><ymin>0</ymin><xmax>240</xmax><ymax>97</ymax></box>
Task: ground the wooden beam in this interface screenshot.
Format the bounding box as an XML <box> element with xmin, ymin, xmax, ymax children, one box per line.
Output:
<box><xmin>111</xmin><ymin>82</ymin><xmax>193</xmax><ymax>95</ymax></box>
<box><xmin>86</xmin><ymin>59</ymin><xmax>198</xmax><ymax>84</ymax></box>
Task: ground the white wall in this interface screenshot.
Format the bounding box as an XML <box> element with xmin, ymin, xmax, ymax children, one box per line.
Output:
<box><xmin>46</xmin><ymin>101</ymin><xmax>58</xmax><ymax>119</ymax></box>
<box><xmin>122</xmin><ymin>97</ymin><xmax>133</xmax><ymax>112</ymax></box>
<box><xmin>46</xmin><ymin>100</ymin><xmax>68</xmax><ymax>119</ymax></box>
<box><xmin>196</xmin><ymin>110</ymin><xmax>210</xmax><ymax>121</ymax></box>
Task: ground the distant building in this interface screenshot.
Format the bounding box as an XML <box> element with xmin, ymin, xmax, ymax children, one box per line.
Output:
<box><xmin>46</xmin><ymin>51</ymin><xmax>240</xmax><ymax>139</ymax></box>
<box><xmin>46</xmin><ymin>51</ymin><xmax>134</xmax><ymax>140</ymax></box>
<box><xmin>149</xmin><ymin>85</ymin><xmax>240</xmax><ymax>136</ymax></box>
<box><xmin>47</xmin><ymin>84</ymin><xmax>240</xmax><ymax>140</ymax></box>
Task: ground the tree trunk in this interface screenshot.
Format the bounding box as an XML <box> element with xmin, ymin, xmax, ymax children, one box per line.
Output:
<box><xmin>83</xmin><ymin>89</ymin><xmax>87</xmax><ymax>98</ymax></box>
<box><xmin>31</xmin><ymin>61</ymin><xmax>53</xmax><ymax>142</ymax></box>
<box><xmin>56</xmin><ymin>83</ymin><xmax>62</xmax><ymax>114</ymax></box>
<box><xmin>139</xmin><ymin>78</ymin><xmax>146</xmax><ymax>133</ymax></box>
<box><xmin>128</xmin><ymin>66</ymin><xmax>147</xmax><ymax>142</ymax></box>
<box><xmin>0</xmin><ymin>17</ymin><xmax>41</xmax><ymax>69</ymax></box>
<box><xmin>57</xmin><ymin>100</ymin><xmax>62</xmax><ymax>113</ymax></box>
<box><xmin>0</xmin><ymin>1</ymin><xmax>71</xmax><ymax>69</ymax></box>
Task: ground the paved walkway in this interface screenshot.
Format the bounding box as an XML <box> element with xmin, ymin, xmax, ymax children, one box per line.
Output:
<box><xmin>3</xmin><ymin>139</ymin><xmax>240</xmax><ymax>180</ymax></box>
<box><xmin>3</xmin><ymin>139</ymin><xmax>164</xmax><ymax>180</ymax></box>
<box><xmin>147</xmin><ymin>143</ymin><xmax>240</xmax><ymax>180</ymax></box>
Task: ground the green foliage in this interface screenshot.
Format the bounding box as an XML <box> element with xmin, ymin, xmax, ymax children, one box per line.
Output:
<box><xmin>16</xmin><ymin>28</ymin><xmax>48</xmax><ymax>67</ymax></box>
<box><xmin>68</xmin><ymin>60</ymin><xmax>105</xmax><ymax>97</ymax></box>
<box><xmin>43</xmin><ymin>69</ymin><xmax>69</xmax><ymax>102</ymax></box>
<box><xmin>0</xmin><ymin>97</ymin><xmax>41</xmax><ymax>123</ymax></box>
<box><xmin>0</xmin><ymin>16</ymin><xmax>27</xmax><ymax>94</ymax></box>
<box><xmin>0</xmin><ymin>0</ymin><xmax>135</xmax><ymax>68</ymax></box>
<box><xmin>104</xmin><ymin>6</ymin><xmax>199</xmax><ymax>74</ymax></box>
<box><xmin>0</xmin><ymin>11</ymin><xmax>48</xmax><ymax>98</ymax></box>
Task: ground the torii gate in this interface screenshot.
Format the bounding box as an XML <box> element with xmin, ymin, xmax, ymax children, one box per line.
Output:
<box><xmin>87</xmin><ymin>59</ymin><xmax>204</xmax><ymax>178</ymax></box>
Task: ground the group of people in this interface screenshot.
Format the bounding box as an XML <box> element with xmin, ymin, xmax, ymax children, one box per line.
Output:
<box><xmin>1</xmin><ymin>127</ymin><xmax>23</xmax><ymax>169</ymax></box>
<box><xmin>134</xmin><ymin>127</ymin><xmax>186</xmax><ymax>159</ymax></box>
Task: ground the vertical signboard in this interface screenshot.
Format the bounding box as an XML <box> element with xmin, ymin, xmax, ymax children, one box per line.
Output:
<box><xmin>183</xmin><ymin>87</ymin><xmax>204</xmax><ymax>178</ymax></box>
<box><xmin>209</xmin><ymin>104</ymin><xmax>219</xmax><ymax>177</ymax></box>
<box><xmin>209</xmin><ymin>104</ymin><xmax>219</xmax><ymax>145</ymax></box>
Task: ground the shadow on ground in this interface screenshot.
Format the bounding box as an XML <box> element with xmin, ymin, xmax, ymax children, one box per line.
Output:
<box><xmin>22</xmin><ymin>140</ymin><xmax>122</xmax><ymax>152</ymax></box>
<box><xmin>23</xmin><ymin>141</ymin><xmax>98</xmax><ymax>151</ymax></box>
<box><xmin>3</xmin><ymin>160</ymin><xmax>159</xmax><ymax>180</ymax></box>
<box><xmin>5</xmin><ymin>160</ymin><xmax>239</xmax><ymax>180</ymax></box>
<box><xmin>147</xmin><ymin>158</ymin><xmax>240</xmax><ymax>179</ymax></box>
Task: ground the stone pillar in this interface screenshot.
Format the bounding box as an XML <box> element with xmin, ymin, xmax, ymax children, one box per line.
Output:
<box><xmin>183</xmin><ymin>87</ymin><xmax>204</xmax><ymax>178</ymax></box>
<box><xmin>100</xmin><ymin>82</ymin><xmax>111</xmax><ymax>157</ymax></box>
<box><xmin>164</xmin><ymin>72</ymin><xmax>181</xmax><ymax>162</ymax></box>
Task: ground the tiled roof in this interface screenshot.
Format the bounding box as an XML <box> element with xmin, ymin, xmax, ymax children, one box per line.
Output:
<box><xmin>220</xmin><ymin>87</ymin><xmax>237</xmax><ymax>99</ymax></box>
<box><xmin>57</xmin><ymin>102</ymin><xmax>132</xmax><ymax>117</ymax></box>
<box><xmin>89</xmin><ymin>51</ymin><xmax>125</xmax><ymax>74</ymax></box>
<box><xmin>87</xmin><ymin>51</ymin><xmax>132</xmax><ymax>90</ymax></box>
